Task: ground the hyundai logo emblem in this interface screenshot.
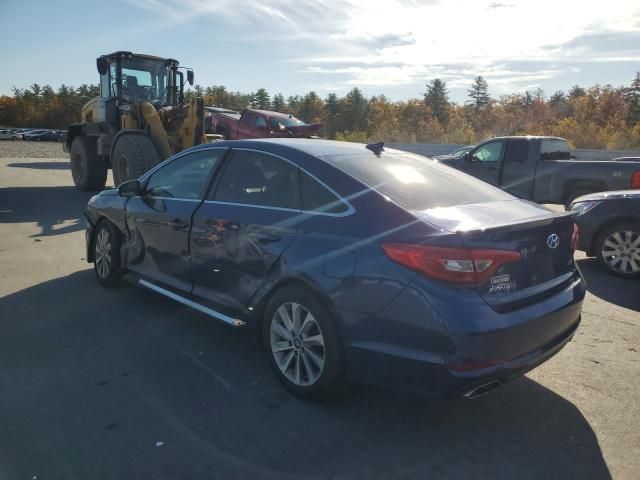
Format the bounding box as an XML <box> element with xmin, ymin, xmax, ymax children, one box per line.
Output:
<box><xmin>546</xmin><ymin>233</ymin><xmax>560</xmax><ymax>249</ymax></box>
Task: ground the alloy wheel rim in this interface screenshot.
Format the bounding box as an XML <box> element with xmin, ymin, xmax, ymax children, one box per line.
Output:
<box><xmin>95</xmin><ymin>228</ymin><xmax>112</xmax><ymax>279</ymax></box>
<box><xmin>601</xmin><ymin>230</ymin><xmax>640</xmax><ymax>274</ymax></box>
<box><xmin>270</xmin><ymin>302</ymin><xmax>325</xmax><ymax>386</ymax></box>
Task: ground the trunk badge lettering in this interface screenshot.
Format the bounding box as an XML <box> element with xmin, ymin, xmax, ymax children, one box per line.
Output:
<box><xmin>546</xmin><ymin>233</ymin><xmax>559</xmax><ymax>249</ymax></box>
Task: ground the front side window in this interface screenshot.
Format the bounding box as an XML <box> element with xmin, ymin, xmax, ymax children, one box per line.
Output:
<box><xmin>145</xmin><ymin>149</ymin><xmax>225</xmax><ymax>199</ymax></box>
<box><xmin>471</xmin><ymin>141</ymin><xmax>504</xmax><ymax>162</ymax></box>
<box><xmin>212</xmin><ymin>150</ymin><xmax>301</xmax><ymax>210</ymax></box>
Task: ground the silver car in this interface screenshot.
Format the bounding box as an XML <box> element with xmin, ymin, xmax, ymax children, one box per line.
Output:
<box><xmin>0</xmin><ymin>129</ymin><xmax>22</xmax><ymax>140</ymax></box>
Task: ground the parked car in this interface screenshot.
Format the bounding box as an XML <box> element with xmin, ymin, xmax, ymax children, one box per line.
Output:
<box><xmin>22</xmin><ymin>130</ymin><xmax>48</xmax><ymax>140</ymax></box>
<box><xmin>30</xmin><ymin>130</ymin><xmax>64</xmax><ymax>142</ymax></box>
<box><xmin>434</xmin><ymin>145</ymin><xmax>475</xmax><ymax>160</ymax></box>
<box><xmin>569</xmin><ymin>190</ymin><xmax>640</xmax><ymax>278</ymax></box>
<box><xmin>208</xmin><ymin>107</ymin><xmax>321</xmax><ymax>140</ymax></box>
<box><xmin>84</xmin><ymin>139</ymin><xmax>585</xmax><ymax>399</ymax></box>
<box><xmin>0</xmin><ymin>129</ymin><xmax>22</xmax><ymax>140</ymax></box>
<box><xmin>437</xmin><ymin>136</ymin><xmax>640</xmax><ymax>206</ymax></box>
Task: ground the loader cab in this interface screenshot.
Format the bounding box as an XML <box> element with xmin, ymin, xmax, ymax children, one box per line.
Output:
<box><xmin>96</xmin><ymin>51</ymin><xmax>193</xmax><ymax>108</ymax></box>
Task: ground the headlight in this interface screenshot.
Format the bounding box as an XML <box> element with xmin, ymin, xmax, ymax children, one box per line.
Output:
<box><xmin>570</xmin><ymin>200</ymin><xmax>601</xmax><ymax>216</ymax></box>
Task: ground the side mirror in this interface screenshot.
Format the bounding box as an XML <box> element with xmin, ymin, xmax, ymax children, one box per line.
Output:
<box><xmin>96</xmin><ymin>58</ymin><xmax>109</xmax><ymax>75</ymax></box>
<box><xmin>118</xmin><ymin>179</ymin><xmax>142</xmax><ymax>197</ymax></box>
<box><xmin>187</xmin><ymin>70</ymin><xmax>194</xmax><ymax>86</ymax></box>
<box><xmin>462</xmin><ymin>152</ymin><xmax>473</xmax><ymax>162</ymax></box>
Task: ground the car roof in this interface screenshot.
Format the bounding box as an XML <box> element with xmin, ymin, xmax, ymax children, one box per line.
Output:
<box><xmin>482</xmin><ymin>135</ymin><xmax>567</xmax><ymax>142</ymax></box>
<box><xmin>196</xmin><ymin>138</ymin><xmax>390</xmax><ymax>159</ymax></box>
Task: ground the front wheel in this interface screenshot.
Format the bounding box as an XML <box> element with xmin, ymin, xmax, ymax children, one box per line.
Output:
<box><xmin>112</xmin><ymin>134</ymin><xmax>161</xmax><ymax>186</ymax></box>
<box><xmin>93</xmin><ymin>221</ymin><xmax>122</xmax><ymax>286</ymax></box>
<box><xmin>595</xmin><ymin>222</ymin><xmax>640</xmax><ymax>278</ymax></box>
<box><xmin>263</xmin><ymin>286</ymin><xmax>346</xmax><ymax>400</ymax></box>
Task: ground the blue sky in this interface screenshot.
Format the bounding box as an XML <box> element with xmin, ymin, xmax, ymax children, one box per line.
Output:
<box><xmin>1</xmin><ymin>0</ymin><xmax>639</xmax><ymax>103</ymax></box>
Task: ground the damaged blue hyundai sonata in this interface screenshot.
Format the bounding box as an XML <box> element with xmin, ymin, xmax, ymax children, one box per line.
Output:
<box><xmin>85</xmin><ymin>139</ymin><xmax>585</xmax><ymax>399</ymax></box>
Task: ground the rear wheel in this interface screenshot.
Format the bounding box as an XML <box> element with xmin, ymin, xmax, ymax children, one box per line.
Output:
<box><xmin>112</xmin><ymin>134</ymin><xmax>161</xmax><ymax>186</ymax></box>
<box><xmin>70</xmin><ymin>136</ymin><xmax>107</xmax><ymax>191</ymax></box>
<box><xmin>595</xmin><ymin>222</ymin><xmax>640</xmax><ymax>278</ymax></box>
<box><xmin>263</xmin><ymin>286</ymin><xmax>346</xmax><ymax>400</ymax></box>
<box><xmin>93</xmin><ymin>221</ymin><xmax>122</xmax><ymax>286</ymax></box>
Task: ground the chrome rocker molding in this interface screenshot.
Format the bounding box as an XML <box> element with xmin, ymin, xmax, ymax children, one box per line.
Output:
<box><xmin>138</xmin><ymin>279</ymin><xmax>246</xmax><ymax>327</ymax></box>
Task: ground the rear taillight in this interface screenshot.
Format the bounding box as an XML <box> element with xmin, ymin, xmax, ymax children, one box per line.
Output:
<box><xmin>381</xmin><ymin>243</ymin><xmax>521</xmax><ymax>285</ymax></box>
<box><xmin>632</xmin><ymin>170</ymin><xmax>640</xmax><ymax>189</ymax></box>
<box><xmin>571</xmin><ymin>223</ymin><xmax>580</xmax><ymax>252</ymax></box>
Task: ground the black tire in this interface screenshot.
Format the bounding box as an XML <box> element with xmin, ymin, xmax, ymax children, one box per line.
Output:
<box><xmin>11</xmin><ymin>136</ymin><xmax>16</xmax><ymax>141</ymax></box>
<box><xmin>70</xmin><ymin>136</ymin><xmax>107</xmax><ymax>191</ymax></box>
<box><xmin>595</xmin><ymin>222</ymin><xmax>640</xmax><ymax>279</ymax></box>
<box><xmin>263</xmin><ymin>285</ymin><xmax>346</xmax><ymax>400</ymax></box>
<box><xmin>565</xmin><ymin>189</ymin><xmax>594</xmax><ymax>208</ymax></box>
<box><xmin>112</xmin><ymin>134</ymin><xmax>161</xmax><ymax>186</ymax></box>
<box><xmin>93</xmin><ymin>221</ymin><xmax>123</xmax><ymax>286</ymax></box>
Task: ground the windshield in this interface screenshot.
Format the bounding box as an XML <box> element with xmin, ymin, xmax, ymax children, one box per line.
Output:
<box><xmin>450</xmin><ymin>146</ymin><xmax>473</xmax><ymax>158</ymax></box>
<box><xmin>270</xmin><ymin>116</ymin><xmax>305</xmax><ymax>129</ymax></box>
<box><xmin>120</xmin><ymin>57</ymin><xmax>173</xmax><ymax>106</ymax></box>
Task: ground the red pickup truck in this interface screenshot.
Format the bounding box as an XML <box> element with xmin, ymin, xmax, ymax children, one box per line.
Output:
<box><xmin>206</xmin><ymin>107</ymin><xmax>321</xmax><ymax>140</ymax></box>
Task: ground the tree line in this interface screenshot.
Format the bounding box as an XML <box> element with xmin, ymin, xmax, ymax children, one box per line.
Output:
<box><xmin>2</xmin><ymin>73</ymin><xmax>640</xmax><ymax>149</ymax></box>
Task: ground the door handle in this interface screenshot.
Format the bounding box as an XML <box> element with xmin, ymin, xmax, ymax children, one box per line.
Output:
<box><xmin>168</xmin><ymin>219</ymin><xmax>188</xmax><ymax>230</ymax></box>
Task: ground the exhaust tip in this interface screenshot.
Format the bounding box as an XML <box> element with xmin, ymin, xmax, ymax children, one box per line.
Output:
<box><xmin>463</xmin><ymin>380</ymin><xmax>502</xmax><ymax>399</ymax></box>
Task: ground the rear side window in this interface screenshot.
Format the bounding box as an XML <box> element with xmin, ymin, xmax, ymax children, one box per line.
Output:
<box><xmin>320</xmin><ymin>150</ymin><xmax>514</xmax><ymax>210</ymax></box>
<box><xmin>212</xmin><ymin>150</ymin><xmax>301</xmax><ymax>209</ymax></box>
<box><xmin>540</xmin><ymin>139</ymin><xmax>571</xmax><ymax>160</ymax></box>
<box><xmin>505</xmin><ymin>140</ymin><xmax>529</xmax><ymax>163</ymax></box>
<box><xmin>300</xmin><ymin>171</ymin><xmax>349</xmax><ymax>214</ymax></box>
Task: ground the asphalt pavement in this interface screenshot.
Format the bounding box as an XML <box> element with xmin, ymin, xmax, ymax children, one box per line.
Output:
<box><xmin>0</xmin><ymin>142</ymin><xmax>638</xmax><ymax>479</ymax></box>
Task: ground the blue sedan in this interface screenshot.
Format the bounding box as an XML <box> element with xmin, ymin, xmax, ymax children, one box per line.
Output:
<box><xmin>84</xmin><ymin>139</ymin><xmax>586</xmax><ymax>399</ymax></box>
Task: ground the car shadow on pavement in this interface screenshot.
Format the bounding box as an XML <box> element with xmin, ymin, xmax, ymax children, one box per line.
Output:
<box><xmin>7</xmin><ymin>161</ymin><xmax>71</xmax><ymax>170</ymax></box>
<box><xmin>0</xmin><ymin>185</ymin><xmax>95</xmax><ymax>237</ymax></box>
<box><xmin>577</xmin><ymin>257</ymin><xmax>640</xmax><ymax>311</ymax></box>
<box><xmin>0</xmin><ymin>270</ymin><xmax>612</xmax><ymax>480</ymax></box>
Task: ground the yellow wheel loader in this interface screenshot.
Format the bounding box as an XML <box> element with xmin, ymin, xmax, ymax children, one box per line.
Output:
<box><xmin>64</xmin><ymin>51</ymin><xmax>205</xmax><ymax>190</ymax></box>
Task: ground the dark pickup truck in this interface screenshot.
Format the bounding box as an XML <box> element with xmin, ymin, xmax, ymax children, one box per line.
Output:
<box><xmin>206</xmin><ymin>107</ymin><xmax>321</xmax><ymax>140</ymax></box>
<box><xmin>438</xmin><ymin>136</ymin><xmax>640</xmax><ymax>205</ymax></box>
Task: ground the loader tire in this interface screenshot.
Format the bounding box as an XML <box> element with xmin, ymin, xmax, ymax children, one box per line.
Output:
<box><xmin>70</xmin><ymin>136</ymin><xmax>107</xmax><ymax>191</ymax></box>
<box><xmin>112</xmin><ymin>134</ymin><xmax>161</xmax><ymax>186</ymax></box>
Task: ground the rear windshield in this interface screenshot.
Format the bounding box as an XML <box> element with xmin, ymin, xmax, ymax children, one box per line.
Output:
<box><xmin>540</xmin><ymin>139</ymin><xmax>571</xmax><ymax>160</ymax></box>
<box><xmin>319</xmin><ymin>150</ymin><xmax>514</xmax><ymax>210</ymax></box>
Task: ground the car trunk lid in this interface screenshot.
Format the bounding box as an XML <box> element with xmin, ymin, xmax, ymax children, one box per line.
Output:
<box><xmin>412</xmin><ymin>200</ymin><xmax>578</xmax><ymax>310</ymax></box>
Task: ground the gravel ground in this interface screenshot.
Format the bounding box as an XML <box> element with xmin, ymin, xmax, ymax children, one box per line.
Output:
<box><xmin>0</xmin><ymin>141</ymin><xmax>638</xmax><ymax>479</ymax></box>
<box><xmin>0</xmin><ymin>139</ymin><xmax>66</xmax><ymax>158</ymax></box>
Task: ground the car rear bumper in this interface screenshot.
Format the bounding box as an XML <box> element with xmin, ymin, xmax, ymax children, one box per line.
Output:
<box><xmin>339</xmin><ymin>273</ymin><xmax>585</xmax><ymax>397</ymax></box>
